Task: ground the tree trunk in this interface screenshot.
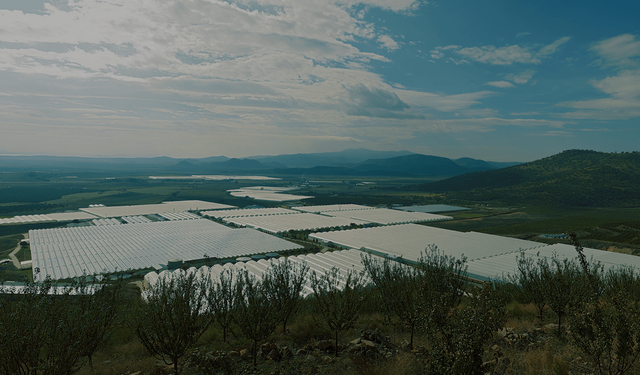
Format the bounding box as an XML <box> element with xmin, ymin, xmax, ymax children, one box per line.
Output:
<box><xmin>253</xmin><ymin>339</ymin><xmax>258</xmax><ymax>368</ymax></box>
<box><xmin>410</xmin><ymin>321</ymin><xmax>415</xmax><ymax>350</ymax></box>
<box><xmin>335</xmin><ymin>330</ymin><xmax>339</xmax><ymax>357</ymax></box>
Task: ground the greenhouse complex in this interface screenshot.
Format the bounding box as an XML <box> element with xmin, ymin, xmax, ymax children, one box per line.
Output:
<box><xmin>0</xmin><ymin>200</ymin><xmax>638</xmax><ymax>284</ymax></box>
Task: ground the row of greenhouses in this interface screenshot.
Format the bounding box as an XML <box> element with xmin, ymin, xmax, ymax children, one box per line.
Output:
<box><xmin>29</xmin><ymin>219</ymin><xmax>302</xmax><ymax>281</ymax></box>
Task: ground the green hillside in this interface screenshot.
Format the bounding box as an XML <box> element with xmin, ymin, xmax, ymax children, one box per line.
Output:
<box><xmin>419</xmin><ymin>150</ymin><xmax>640</xmax><ymax>207</ymax></box>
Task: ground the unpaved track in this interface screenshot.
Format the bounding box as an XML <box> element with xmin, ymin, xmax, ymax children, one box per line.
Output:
<box><xmin>8</xmin><ymin>233</ymin><xmax>29</xmax><ymax>269</ymax></box>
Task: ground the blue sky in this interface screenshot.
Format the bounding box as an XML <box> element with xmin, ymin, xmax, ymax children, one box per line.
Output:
<box><xmin>0</xmin><ymin>0</ymin><xmax>639</xmax><ymax>162</ymax></box>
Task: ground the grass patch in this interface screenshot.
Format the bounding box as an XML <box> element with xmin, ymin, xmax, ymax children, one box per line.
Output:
<box><xmin>0</xmin><ymin>234</ymin><xmax>22</xmax><ymax>258</ymax></box>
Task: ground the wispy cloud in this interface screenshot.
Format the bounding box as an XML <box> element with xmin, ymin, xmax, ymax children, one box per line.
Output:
<box><xmin>558</xmin><ymin>37</ymin><xmax>640</xmax><ymax>121</ymax></box>
<box><xmin>590</xmin><ymin>34</ymin><xmax>640</xmax><ymax>68</ymax></box>
<box><xmin>343</xmin><ymin>83</ymin><xmax>424</xmax><ymax>119</ymax></box>
<box><xmin>486</xmin><ymin>81</ymin><xmax>515</xmax><ymax>88</ymax></box>
<box><xmin>430</xmin><ymin>37</ymin><xmax>570</xmax><ymax>65</ymax></box>
<box><xmin>505</xmin><ymin>70</ymin><xmax>536</xmax><ymax>84</ymax></box>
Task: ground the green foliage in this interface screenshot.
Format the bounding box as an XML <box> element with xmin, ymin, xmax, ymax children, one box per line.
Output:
<box><xmin>133</xmin><ymin>270</ymin><xmax>211</xmax><ymax>374</ymax></box>
<box><xmin>569</xmin><ymin>291</ymin><xmax>640</xmax><ymax>375</ymax></box>
<box><xmin>568</xmin><ymin>257</ymin><xmax>640</xmax><ymax>375</ymax></box>
<box><xmin>0</xmin><ymin>185</ymin><xmax>86</xmax><ymax>204</ymax></box>
<box><xmin>425</xmin><ymin>282</ymin><xmax>507</xmax><ymax>375</ymax></box>
<box><xmin>419</xmin><ymin>245</ymin><xmax>468</xmax><ymax>333</ymax></box>
<box><xmin>538</xmin><ymin>255</ymin><xmax>596</xmax><ymax>333</ymax></box>
<box><xmin>310</xmin><ymin>266</ymin><xmax>368</xmax><ymax>357</ymax></box>
<box><xmin>510</xmin><ymin>252</ymin><xmax>548</xmax><ymax>320</ymax></box>
<box><xmin>421</xmin><ymin>150</ymin><xmax>640</xmax><ymax>207</ymax></box>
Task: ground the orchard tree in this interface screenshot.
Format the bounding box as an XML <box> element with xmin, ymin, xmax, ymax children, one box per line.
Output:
<box><xmin>419</xmin><ymin>245</ymin><xmax>467</xmax><ymax>333</ymax></box>
<box><xmin>510</xmin><ymin>251</ymin><xmax>548</xmax><ymax>320</ymax></box>
<box><xmin>207</xmin><ymin>268</ymin><xmax>236</xmax><ymax>342</ymax></box>
<box><xmin>233</xmin><ymin>269</ymin><xmax>279</xmax><ymax>368</ymax></box>
<box><xmin>134</xmin><ymin>270</ymin><xmax>211</xmax><ymax>374</ymax></box>
<box><xmin>310</xmin><ymin>266</ymin><xmax>367</xmax><ymax>357</ymax></box>
<box><xmin>262</xmin><ymin>258</ymin><xmax>309</xmax><ymax>334</ymax></box>
<box><xmin>361</xmin><ymin>253</ymin><xmax>424</xmax><ymax>349</ymax></box>
<box><xmin>426</xmin><ymin>282</ymin><xmax>507</xmax><ymax>375</ymax></box>
<box><xmin>0</xmin><ymin>274</ymin><xmax>124</xmax><ymax>375</ymax></box>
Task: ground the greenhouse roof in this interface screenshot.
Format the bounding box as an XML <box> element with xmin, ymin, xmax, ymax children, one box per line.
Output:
<box><xmin>29</xmin><ymin>219</ymin><xmax>301</xmax><ymax>281</ymax></box>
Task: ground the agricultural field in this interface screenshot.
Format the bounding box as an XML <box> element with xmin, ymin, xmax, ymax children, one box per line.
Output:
<box><xmin>2</xmin><ymin>171</ymin><xmax>640</xmax><ymax>282</ymax></box>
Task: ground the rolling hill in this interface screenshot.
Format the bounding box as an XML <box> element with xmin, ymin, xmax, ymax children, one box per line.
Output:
<box><xmin>419</xmin><ymin>150</ymin><xmax>640</xmax><ymax>207</ymax></box>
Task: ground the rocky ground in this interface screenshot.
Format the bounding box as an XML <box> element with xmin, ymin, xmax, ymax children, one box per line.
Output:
<box><xmin>113</xmin><ymin>324</ymin><xmax>579</xmax><ymax>375</ymax></box>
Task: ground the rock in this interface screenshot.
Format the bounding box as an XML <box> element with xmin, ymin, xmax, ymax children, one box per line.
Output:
<box><xmin>350</xmin><ymin>337</ymin><xmax>362</xmax><ymax>345</ymax></box>
<box><xmin>262</xmin><ymin>342</ymin><xmax>278</xmax><ymax>352</ymax></box>
<box><xmin>400</xmin><ymin>340</ymin><xmax>410</xmax><ymax>351</ymax></box>
<box><xmin>240</xmin><ymin>348</ymin><xmax>252</xmax><ymax>360</ymax></box>
<box><xmin>483</xmin><ymin>359</ymin><xmax>497</xmax><ymax>370</ymax></box>
<box><xmin>497</xmin><ymin>328</ymin><xmax>508</xmax><ymax>338</ymax></box>
<box><xmin>361</xmin><ymin>340</ymin><xmax>376</xmax><ymax>349</ymax></box>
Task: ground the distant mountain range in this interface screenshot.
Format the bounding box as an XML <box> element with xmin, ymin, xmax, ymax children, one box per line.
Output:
<box><xmin>419</xmin><ymin>150</ymin><xmax>640</xmax><ymax>207</ymax></box>
<box><xmin>0</xmin><ymin>149</ymin><xmax>520</xmax><ymax>177</ymax></box>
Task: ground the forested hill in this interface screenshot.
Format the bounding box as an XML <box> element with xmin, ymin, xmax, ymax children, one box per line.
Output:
<box><xmin>418</xmin><ymin>150</ymin><xmax>640</xmax><ymax>207</ymax></box>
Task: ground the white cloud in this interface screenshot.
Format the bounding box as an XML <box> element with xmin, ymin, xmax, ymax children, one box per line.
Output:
<box><xmin>538</xmin><ymin>37</ymin><xmax>571</xmax><ymax>56</ymax></box>
<box><xmin>591</xmin><ymin>34</ymin><xmax>640</xmax><ymax>68</ymax></box>
<box><xmin>516</xmin><ymin>32</ymin><xmax>532</xmax><ymax>38</ymax></box>
<box><xmin>485</xmin><ymin>81</ymin><xmax>515</xmax><ymax>88</ymax></box>
<box><xmin>337</xmin><ymin>0</ymin><xmax>421</xmax><ymax>12</ymax></box>
<box><xmin>430</xmin><ymin>37</ymin><xmax>570</xmax><ymax>65</ymax></box>
<box><xmin>505</xmin><ymin>70</ymin><xmax>536</xmax><ymax>84</ymax></box>
<box><xmin>557</xmin><ymin>69</ymin><xmax>640</xmax><ymax>120</ymax></box>
<box><xmin>377</xmin><ymin>35</ymin><xmax>400</xmax><ymax>50</ymax></box>
<box><xmin>0</xmin><ymin>0</ymin><xmax>393</xmax><ymax>83</ymax></box>
<box><xmin>398</xmin><ymin>90</ymin><xmax>496</xmax><ymax>112</ymax></box>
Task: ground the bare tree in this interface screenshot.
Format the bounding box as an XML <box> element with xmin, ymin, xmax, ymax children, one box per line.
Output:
<box><xmin>207</xmin><ymin>268</ymin><xmax>235</xmax><ymax>342</ymax></box>
<box><xmin>133</xmin><ymin>270</ymin><xmax>211</xmax><ymax>374</ymax></box>
<box><xmin>233</xmin><ymin>269</ymin><xmax>279</xmax><ymax>368</ymax></box>
<box><xmin>361</xmin><ymin>253</ymin><xmax>424</xmax><ymax>349</ymax></box>
<box><xmin>262</xmin><ymin>258</ymin><xmax>309</xmax><ymax>334</ymax></box>
<box><xmin>310</xmin><ymin>266</ymin><xmax>367</xmax><ymax>357</ymax></box>
<box><xmin>0</xmin><ymin>274</ymin><xmax>124</xmax><ymax>375</ymax></box>
<box><xmin>75</xmin><ymin>275</ymin><xmax>126</xmax><ymax>369</ymax></box>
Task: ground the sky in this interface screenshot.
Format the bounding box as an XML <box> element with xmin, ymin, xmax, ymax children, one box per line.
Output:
<box><xmin>0</xmin><ymin>0</ymin><xmax>639</xmax><ymax>162</ymax></box>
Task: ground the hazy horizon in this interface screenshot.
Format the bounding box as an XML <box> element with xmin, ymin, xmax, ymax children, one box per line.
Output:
<box><xmin>1</xmin><ymin>1</ymin><xmax>639</xmax><ymax>162</ymax></box>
